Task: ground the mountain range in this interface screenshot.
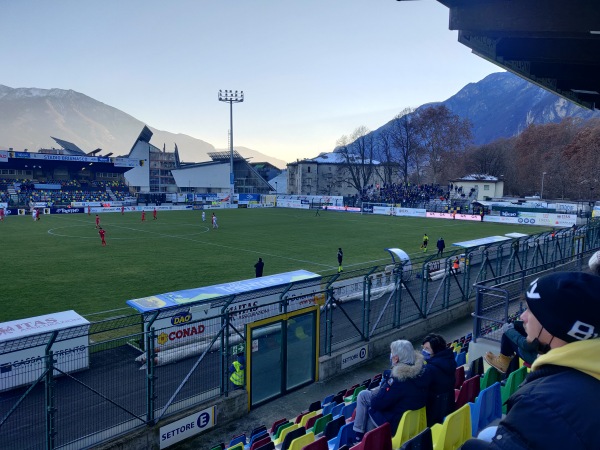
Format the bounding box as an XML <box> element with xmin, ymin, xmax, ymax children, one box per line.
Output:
<box><xmin>1</xmin><ymin>72</ymin><xmax>599</xmax><ymax>169</ymax></box>
<box><xmin>370</xmin><ymin>72</ymin><xmax>600</xmax><ymax>146</ymax></box>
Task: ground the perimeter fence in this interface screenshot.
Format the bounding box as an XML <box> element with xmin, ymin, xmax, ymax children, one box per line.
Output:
<box><xmin>1</xmin><ymin>220</ymin><xmax>598</xmax><ymax>449</ymax></box>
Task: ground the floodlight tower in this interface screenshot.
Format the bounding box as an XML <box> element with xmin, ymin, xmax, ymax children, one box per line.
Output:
<box><xmin>218</xmin><ymin>90</ymin><xmax>244</xmax><ymax>206</ymax></box>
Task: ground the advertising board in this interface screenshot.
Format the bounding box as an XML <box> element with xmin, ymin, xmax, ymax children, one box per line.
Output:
<box><xmin>0</xmin><ymin>311</ymin><xmax>90</xmax><ymax>391</ymax></box>
<box><xmin>127</xmin><ymin>270</ymin><xmax>322</xmax><ymax>350</ymax></box>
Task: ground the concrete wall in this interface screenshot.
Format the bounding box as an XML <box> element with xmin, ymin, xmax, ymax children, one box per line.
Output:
<box><xmin>95</xmin><ymin>390</ymin><xmax>248</xmax><ymax>450</ymax></box>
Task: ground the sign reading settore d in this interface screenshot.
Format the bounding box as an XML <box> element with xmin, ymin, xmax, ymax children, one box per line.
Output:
<box><xmin>341</xmin><ymin>345</ymin><xmax>369</xmax><ymax>370</ymax></box>
<box><xmin>160</xmin><ymin>406</ymin><xmax>216</xmax><ymax>449</ymax></box>
<box><xmin>0</xmin><ymin>310</ymin><xmax>90</xmax><ymax>392</ymax></box>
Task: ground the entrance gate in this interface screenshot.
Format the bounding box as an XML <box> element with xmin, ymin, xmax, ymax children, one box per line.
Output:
<box><xmin>246</xmin><ymin>307</ymin><xmax>318</xmax><ymax>408</ymax></box>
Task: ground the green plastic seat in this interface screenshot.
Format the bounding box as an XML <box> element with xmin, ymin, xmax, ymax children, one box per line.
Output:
<box><xmin>480</xmin><ymin>366</ymin><xmax>502</xmax><ymax>391</ymax></box>
<box><xmin>501</xmin><ymin>366</ymin><xmax>527</xmax><ymax>413</ymax></box>
<box><xmin>344</xmin><ymin>384</ymin><xmax>366</xmax><ymax>403</ymax></box>
<box><xmin>311</xmin><ymin>413</ymin><xmax>332</xmax><ymax>436</ymax></box>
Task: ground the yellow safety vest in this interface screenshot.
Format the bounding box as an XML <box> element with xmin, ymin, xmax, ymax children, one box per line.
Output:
<box><xmin>230</xmin><ymin>360</ymin><xmax>244</xmax><ymax>386</ymax></box>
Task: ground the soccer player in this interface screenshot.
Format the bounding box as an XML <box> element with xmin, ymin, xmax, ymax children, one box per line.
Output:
<box><xmin>0</xmin><ymin>207</ymin><xmax>4</xmax><ymax>222</ymax></box>
<box><xmin>98</xmin><ymin>227</ymin><xmax>107</xmax><ymax>246</ymax></box>
<box><xmin>153</xmin><ymin>208</ymin><xmax>157</xmax><ymax>220</ymax></box>
<box><xmin>337</xmin><ymin>248</ymin><xmax>344</xmax><ymax>272</ymax></box>
<box><xmin>202</xmin><ymin>211</ymin><xmax>206</xmax><ymax>222</ymax></box>
<box><xmin>141</xmin><ymin>210</ymin><xmax>146</xmax><ymax>222</ymax></box>
<box><xmin>88</xmin><ymin>205</ymin><xmax>91</xmax><ymax>216</ymax></box>
<box><xmin>121</xmin><ymin>205</ymin><xmax>125</xmax><ymax>215</ymax></box>
<box><xmin>421</xmin><ymin>234</ymin><xmax>429</xmax><ymax>252</ymax></box>
<box><xmin>95</xmin><ymin>214</ymin><xmax>100</xmax><ymax>229</ymax></box>
<box><xmin>212</xmin><ymin>213</ymin><xmax>218</xmax><ymax>229</ymax></box>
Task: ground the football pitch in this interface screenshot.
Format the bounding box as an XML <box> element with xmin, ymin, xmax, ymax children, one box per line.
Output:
<box><xmin>0</xmin><ymin>208</ymin><xmax>551</xmax><ymax>322</ymax></box>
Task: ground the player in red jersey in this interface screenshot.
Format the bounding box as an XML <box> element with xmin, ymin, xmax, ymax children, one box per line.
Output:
<box><xmin>141</xmin><ymin>210</ymin><xmax>146</xmax><ymax>222</ymax></box>
<box><xmin>95</xmin><ymin>214</ymin><xmax>100</xmax><ymax>228</ymax></box>
<box><xmin>121</xmin><ymin>205</ymin><xmax>125</xmax><ymax>215</ymax></box>
<box><xmin>98</xmin><ymin>227</ymin><xmax>106</xmax><ymax>246</ymax></box>
<box><xmin>153</xmin><ymin>208</ymin><xmax>157</xmax><ymax>220</ymax></box>
<box><xmin>0</xmin><ymin>208</ymin><xmax>4</xmax><ymax>222</ymax></box>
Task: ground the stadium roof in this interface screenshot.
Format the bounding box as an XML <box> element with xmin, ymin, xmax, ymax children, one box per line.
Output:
<box><xmin>434</xmin><ymin>0</ymin><xmax>600</xmax><ymax>110</ymax></box>
<box><xmin>293</xmin><ymin>151</ymin><xmax>381</xmax><ymax>165</ymax></box>
<box><xmin>208</xmin><ymin>150</ymin><xmax>247</xmax><ymax>162</ymax></box>
<box><xmin>453</xmin><ymin>174</ymin><xmax>499</xmax><ymax>182</ymax></box>
<box><xmin>50</xmin><ymin>137</ymin><xmax>86</xmax><ymax>155</ymax></box>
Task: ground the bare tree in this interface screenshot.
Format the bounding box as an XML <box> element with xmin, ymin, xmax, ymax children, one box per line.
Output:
<box><xmin>390</xmin><ymin>107</ymin><xmax>420</xmax><ymax>184</ymax></box>
<box><xmin>463</xmin><ymin>139</ymin><xmax>511</xmax><ymax>177</ymax></box>
<box><xmin>336</xmin><ymin>126</ymin><xmax>377</xmax><ymax>195</ymax></box>
<box><xmin>374</xmin><ymin>127</ymin><xmax>395</xmax><ymax>186</ymax></box>
<box><xmin>413</xmin><ymin>105</ymin><xmax>472</xmax><ymax>184</ymax></box>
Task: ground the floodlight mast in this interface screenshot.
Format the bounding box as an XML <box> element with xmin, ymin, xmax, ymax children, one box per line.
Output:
<box><xmin>218</xmin><ymin>90</ymin><xmax>244</xmax><ymax>207</ymax></box>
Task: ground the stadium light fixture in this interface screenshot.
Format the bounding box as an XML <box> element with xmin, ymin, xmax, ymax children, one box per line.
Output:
<box><xmin>218</xmin><ymin>90</ymin><xmax>244</xmax><ymax>206</ymax></box>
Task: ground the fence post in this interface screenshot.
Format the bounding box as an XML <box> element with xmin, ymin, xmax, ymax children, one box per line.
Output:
<box><xmin>146</xmin><ymin>327</ymin><xmax>156</xmax><ymax>425</ymax></box>
<box><xmin>420</xmin><ymin>264</ymin><xmax>430</xmax><ymax>318</ymax></box>
<box><xmin>362</xmin><ymin>267</ymin><xmax>377</xmax><ymax>341</ymax></box>
<box><xmin>44</xmin><ymin>341</ymin><xmax>57</xmax><ymax>450</ymax></box>
<box><xmin>393</xmin><ymin>263</ymin><xmax>403</xmax><ymax>328</ymax></box>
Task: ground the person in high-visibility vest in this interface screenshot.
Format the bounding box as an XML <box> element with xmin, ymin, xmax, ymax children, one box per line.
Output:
<box><xmin>229</xmin><ymin>352</ymin><xmax>245</xmax><ymax>389</ymax></box>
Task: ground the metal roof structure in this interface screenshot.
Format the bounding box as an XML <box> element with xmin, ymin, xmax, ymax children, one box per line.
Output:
<box><xmin>435</xmin><ymin>0</ymin><xmax>600</xmax><ymax>110</ymax></box>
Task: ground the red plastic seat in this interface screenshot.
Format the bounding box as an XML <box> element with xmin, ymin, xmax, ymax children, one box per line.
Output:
<box><xmin>352</xmin><ymin>422</ymin><xmax>392</xmax><ymax>450</ymax></box>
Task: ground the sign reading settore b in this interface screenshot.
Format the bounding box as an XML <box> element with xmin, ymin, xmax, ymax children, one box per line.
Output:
<box><xmin>159</xmin><ymin>406</ymin><xmax>216</xmax><ymax>449</ymax></box>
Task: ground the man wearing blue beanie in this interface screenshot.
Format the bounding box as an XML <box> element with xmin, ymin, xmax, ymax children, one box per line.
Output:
<box><xmin>462</xmin><ymin>271</ymin><xmax>600</xmax><ymax>449</ymax></box>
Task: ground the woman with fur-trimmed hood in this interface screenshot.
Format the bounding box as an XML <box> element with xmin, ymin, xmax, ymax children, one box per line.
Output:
<box><xmin>353</xmin><ymin>340</ymin><xmax>427</xmax><ymax>441</ymax></box>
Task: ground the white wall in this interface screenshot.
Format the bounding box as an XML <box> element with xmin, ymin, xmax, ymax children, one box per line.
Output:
<box><xmin>171</xmin><ymin>164</ymin><xmax>229</xmax><ymax>189</ymax></box>
<box><xmin>124</xmin><ymin>143</ymin><xmax>150</xmax><ymax>191</ymax></box>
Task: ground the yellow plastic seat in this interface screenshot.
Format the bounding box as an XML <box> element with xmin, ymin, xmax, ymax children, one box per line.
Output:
<box><xmin>275</xmin><ymin>423</ymin><xmax>299</xmax><ymax>445</ymax></box>
<box><xmin>392</xmin><ymin>407</ymin><xmax>427</xmax><ymax>449</ymax></box>
<box><xmin>288</xmin><ymin>431</ymin><xmax>315</xmax><ymax>450</ymax></box>
<box><xmin>299</xmin><ymin>410</ymin><xmax>317</xmax><ymax>428</ymax></box>
<box><xmin>431</xmin><ymin>404</ymin><xmax>472</xmax><ymax>450</ymax></box>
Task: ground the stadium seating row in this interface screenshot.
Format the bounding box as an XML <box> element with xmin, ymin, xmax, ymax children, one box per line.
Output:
<box><xmin>210</xmin><ymin>331</ymin><xmax>523</xmax><ymax>450</ymax></box>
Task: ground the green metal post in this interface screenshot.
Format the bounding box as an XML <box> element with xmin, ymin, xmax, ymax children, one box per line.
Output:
<box><xmin>146</xmin><ymin>327</ymin><xmax>156</xmax><ymax>425</ymax></box>
<box><xmin>362</xmin><ymin>266</ymin><xmax>377</xmax><ymax>340</ymax></box>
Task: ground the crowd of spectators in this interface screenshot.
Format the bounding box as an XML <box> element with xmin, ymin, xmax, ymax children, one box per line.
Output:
<box><xmin>0</xmin><ymin>178</ymin><xmax>130</xmax><ymax>205</ymax></box>
<box><xmin>360</xmin><ymin>182</ymin><xmax>480</xmax><ymax>211</ymax></box>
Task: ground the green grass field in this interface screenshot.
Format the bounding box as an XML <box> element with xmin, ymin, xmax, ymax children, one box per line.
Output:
<box><xmin>0</xmin><ymin>208</ymin><xmax>551</xmax><ymax>322</ymax></box>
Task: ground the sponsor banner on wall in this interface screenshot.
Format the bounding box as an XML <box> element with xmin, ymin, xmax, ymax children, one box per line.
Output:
<box><xmin>8</xmin><ymin>152</ymin><xmax>110</xmax><ymax>163</ymax></box>
<box><xmin>373</xmin><ymin>206</ymin><xmax>425</xmax><ymax>217</ymax></box>
<box><xmin>160</xmin><ymin>406</ymin><xmax>216</xmax><ymax>449</ymax></box>
<box><xmin>484</xmin><ymin>213</ymin><xmax>576</xmax><ymax>227</ymax></box>
<box><xmin>113</xmin><ymin>157</ymin><xmax>140</xmax><ymax>167</ymax></box>
<box><xmin>0</xmin><ymin>150</ymin><xmax>8</xmax><ymax>162</ymax></box>
<box><xmin>0</xmin><ymin>311</ymin><xmax>90</xmax><ymax>391</ymax></box>
<box><xmin>426</xmin><ymin>212</ymin><xmax>482</xmax><ymax>221</ymax></box>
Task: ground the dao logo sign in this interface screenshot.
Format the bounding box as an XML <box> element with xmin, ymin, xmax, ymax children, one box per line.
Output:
<box><xmin>171</xmin><ymin>312</ymin><xmax>192</xmax><ymax>326</ymax></box>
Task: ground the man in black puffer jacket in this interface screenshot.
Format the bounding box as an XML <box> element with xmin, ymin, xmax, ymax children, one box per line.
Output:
<box><xmin>420</xmin><ymin>333</ymin><xmax>457</xmax><ymax>426</ymax></box>
<box><xmin>462</xmin><ymin>271</ymin><xmax>600</xmax><ymax>450</ymax></box>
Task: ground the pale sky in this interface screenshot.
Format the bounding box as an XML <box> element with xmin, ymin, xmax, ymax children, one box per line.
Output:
<box><xmin>1</xmin><ymin>0</ymin><xmax>499</xmax><ymax>163</ymax></box>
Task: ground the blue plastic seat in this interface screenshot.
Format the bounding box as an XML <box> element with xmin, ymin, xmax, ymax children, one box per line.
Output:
<box><xmin>469</xmin><ymin>382</ymin><xmax>502</xmax><ymax>436</ymax></box>
<box><xmin>327</xmin><ymin>422</ymin><xmax>355</xmax><ymax>450</ymax></box>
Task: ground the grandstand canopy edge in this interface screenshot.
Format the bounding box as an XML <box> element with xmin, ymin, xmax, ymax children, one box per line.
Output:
<box><xmin>126</xmin><ymin>270</ymin><xmax>322</xmax><ymax>313</ymax></box>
